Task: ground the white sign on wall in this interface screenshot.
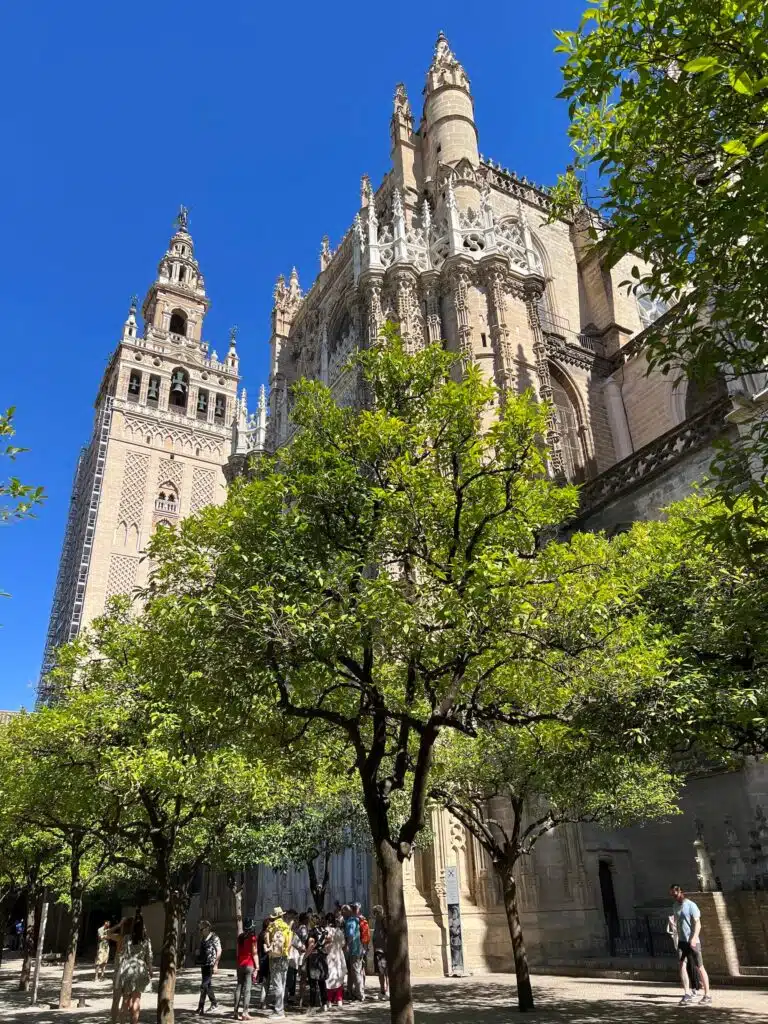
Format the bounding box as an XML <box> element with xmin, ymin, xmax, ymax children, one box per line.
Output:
<box><xmin>445</xmin><ymin>865</ymin><xmax>460</xmax><ymax>904</ymax></box>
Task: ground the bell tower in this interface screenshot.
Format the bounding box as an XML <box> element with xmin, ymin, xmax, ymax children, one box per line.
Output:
<box><xmin>41</xmin><ymin>209</ymin><xmax>240</xmax><ymax>690</ymax></box>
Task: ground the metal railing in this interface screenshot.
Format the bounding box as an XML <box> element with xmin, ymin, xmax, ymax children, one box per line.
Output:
<box><xmin>608</xmin><ymin>916</ymin><xmax>677</xmax><ymax>958</ymax></box>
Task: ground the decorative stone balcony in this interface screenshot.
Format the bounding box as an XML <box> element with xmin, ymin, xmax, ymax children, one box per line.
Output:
<box><xmin>577</xmin><ymin>397</ymin><xmax>731</xmax><ymax>520</ymax></box>
<box><xmin>154</xmin><ymin>499</ymin><xmax>178</xmax><ymax>515</ymax></box>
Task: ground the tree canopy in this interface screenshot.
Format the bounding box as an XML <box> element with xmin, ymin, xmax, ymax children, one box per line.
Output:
<box><xmin>146</xmin><ymin>330</ymin><xmax>679</xmax><ymax>1024</ymax></box>
<box><xmin>551</xmin><ymin>0</ymin><xmax>768</xmax><ymax>473</ymax></box>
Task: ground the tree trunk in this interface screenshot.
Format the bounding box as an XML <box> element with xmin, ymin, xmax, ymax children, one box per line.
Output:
<box><xmin>157</xmin><ymin>892</ymin><xmax>182</xmax><ymax>1024</ymax></box>
<box><xmin>58</xmin><ymin>885</ymin><xmax>84</xmax><ymax>1007</ymax></box>
<box><xmin>306</xmin><ymin>848</ymin><xmax>331</xmax><ymax>913</ymax></box>
<box><xmin>30</xmin><ymin>896</ymin><xmax>49</xmax><ymax>1006</ymax></box>
<box><xmin>59</xmin><ymin>847</ymin><xmax>84</xmax><ymax>1008</ymax></box>
<box><xmin>376</xmin><ymin>838</ymin><xmax>413</xmax><ymax>1024</ymax></box>
<box><xmin>498</xmin><ymin>863</ymin><xmax>534</xmax><ymax>1012</ymax></box>
<box><xmin>18</xmin><ymin>894</ymin><xmax>38</xmax><ymax>991</ymax></box>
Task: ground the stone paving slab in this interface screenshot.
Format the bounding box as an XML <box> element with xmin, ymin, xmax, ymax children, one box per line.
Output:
<box><xmin>0</xmin><ymin>958</ymin><xmax>766</xmax><ymax>1023</ymax></box>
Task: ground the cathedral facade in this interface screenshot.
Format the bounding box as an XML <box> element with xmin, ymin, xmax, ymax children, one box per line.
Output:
<box><xmin>45</xmin><ymin>34</ymin><xmax>768</xmax><ymax>975</ymax></box>
<box><xmin>240</xmin><ymin>33</ymin><xmax>768</xmax><ymax>974</ymax></box>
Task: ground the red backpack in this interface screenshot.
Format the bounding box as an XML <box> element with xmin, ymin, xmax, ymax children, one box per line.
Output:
<box><xmin>359</xmin><ymin>916</ymin><xmax>370</xmax><ymax>946</ymax></box>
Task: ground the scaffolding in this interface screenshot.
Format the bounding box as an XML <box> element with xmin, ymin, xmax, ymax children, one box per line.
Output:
<box><xmin>39</xmin><ymin>396</ymin><xmax>114</xmax><ymax>699</ymax></box>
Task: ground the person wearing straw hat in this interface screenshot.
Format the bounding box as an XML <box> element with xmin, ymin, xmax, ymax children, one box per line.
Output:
<box><xmin>265</xmin><ymin>907</ymin><xmax>292</xmax><ymax>1018</ymax></box>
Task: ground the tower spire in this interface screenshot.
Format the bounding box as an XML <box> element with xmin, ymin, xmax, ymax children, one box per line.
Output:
<box><xmin>427</xmin><ymin>32</ymin><xmax>469</xmax><ymax>91</ymax></box>
<box><xmin>423</xmin><ymin>31</ymin><xmax>478</xmax><ymax>176</ymax></box>
<box><xmin>142</xmin><ymin>207</ymin><xmax>210</xmax><ymax>344</ymax></box>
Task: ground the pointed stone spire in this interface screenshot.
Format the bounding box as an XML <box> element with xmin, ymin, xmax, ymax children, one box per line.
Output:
<box><xmin>122</xmin><ymin>294</ymin><xmax>138</xmax><ymax>341</ymax></box>
<box><xmin>391</xmin><ymin>188</ymin><xmax>408</xmax><ymax>263</ymax></box>
<box><xmin>390</xmin><ymin>81</ymin><xmax>414</xmax><ymax>148</ymax></box>
<box><xmin>254</xmin><ymin>384</ymin><xmax>268</xmax><ymax>452</ymax></box>
<box><xmin>227</xmin><ymin>325</ymin><xmax>239</xmax><ymax>369</ymax></box>
<box><xmin>232</xmin><ymin>385</ymin><xmax>251</xmax><ymax>456</ymax></box>
<box><xmin>426</xmin><ymin>32</ymin><xmax>470</xmax><ymax>94</ymax></box>
<box><xmin>320</xmin><ymin>235</ymin><xmax>332</xmax><ymax>271</ymax></box>
<box><xmin>352</xmin><ymin>213</ymin><xmax>365</xmax><ymax>283</ymax></box>
<box><xmin>288</xmin><ymin>267</ymin><xmax>301</xmax><ymax>301</ymax></box>
<box><xmin>361</xmin><ymin>174</ymin><xmax>373</xmax><ymax>208</ymax></box>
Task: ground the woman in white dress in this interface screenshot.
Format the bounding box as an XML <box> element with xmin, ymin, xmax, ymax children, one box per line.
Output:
<box><xmin>322</xmin><ymin>913</ymin><xmax>347</xmax><ymax>1008</ymax></box>
<box><xmin>118</xmin><ymin>915</ymin><xmax>153</xmax><ymax>1024</ymax></box>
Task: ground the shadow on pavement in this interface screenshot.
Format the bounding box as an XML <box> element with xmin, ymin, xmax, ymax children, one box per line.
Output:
<box><xmin>0</xmin><ymin>968</ymin><xmax>763</xmax><ymax>1024</ymax></box>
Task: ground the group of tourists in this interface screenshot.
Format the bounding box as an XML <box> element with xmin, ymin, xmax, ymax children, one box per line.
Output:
<box><xmin>223</xmin><ymin>903</ymin><xmax>388</xmax><ymax>1019</ymax></box>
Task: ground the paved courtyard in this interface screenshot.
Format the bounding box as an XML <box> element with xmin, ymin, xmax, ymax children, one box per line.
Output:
<box><xmin>0</xmin><ymin>958</ymin><xmax>765</xmax><ymax>1023</ymax></box>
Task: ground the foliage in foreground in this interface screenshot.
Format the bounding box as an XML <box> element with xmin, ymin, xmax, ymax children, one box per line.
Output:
<box><xmin>551</xmin><ymin>0</ymin><xmax>768</xmax><ymax>487</ymax></box>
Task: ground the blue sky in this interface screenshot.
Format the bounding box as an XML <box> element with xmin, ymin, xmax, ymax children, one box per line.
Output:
<box><xmin>0</xmin><ymin>1</ymin><xmax>584</xmax><ymax>709</ymax></box>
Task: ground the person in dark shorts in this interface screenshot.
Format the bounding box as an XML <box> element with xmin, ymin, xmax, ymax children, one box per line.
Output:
<box><xmin>670</xmin><ymin>885</ymin><xmax>711</xmax><ymax>1006</ymax></box>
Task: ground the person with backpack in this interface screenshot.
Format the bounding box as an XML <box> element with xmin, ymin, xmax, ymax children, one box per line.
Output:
<box><xmin>233</xmin><ymin>917</ymin><xmax>259</xmax><ymax>1020</ymax></box>
<box><xmin>304</xmin><ymin>919</ymin><xmax>330</xmax><ymax>1014</ymax></box>
<box><xmin>343</xmin><ymin>904</ymin><xmax>365</xmax><ymax>1002</ymax></box>
<box><xmin>196</xmin><ymin>919</ymin><xmax>222</xmax><ymax>1015</ymax></box>
<box><xmin>265</xmin><ymin>906</ymin><xmax>293</xmax><ymax>1018</ymax></box>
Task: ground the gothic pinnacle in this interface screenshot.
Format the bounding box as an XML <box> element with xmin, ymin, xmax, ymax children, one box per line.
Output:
<box><xmin>175</xmin><ymin>204</ymin><xmax>190</xmax><ymax>231</ymax></box>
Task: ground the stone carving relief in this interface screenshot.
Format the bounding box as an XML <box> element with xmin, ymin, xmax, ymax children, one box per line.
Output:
<box><xmin>191</xmin><ymin>467</ymin><xmax>216</xmax><ymax>513</ymax></box>
<box><xmin>158</xmin><ymin>458</ymin><xmax>184</xmax><ymax>492</ymax></box>
<box><xmin>496</xmin><ymin>218</ymin><xmax>528</xmax><ymax>270</ymax></box>
<box><xmin>105</xmin><ymin>553</ymin><xmax>140</xmax><ymax>600</ymax></box>
<box><xmin>117</xmin><ymin>452</ymin><xmax>150</xmax><ymax>532</ymax></box>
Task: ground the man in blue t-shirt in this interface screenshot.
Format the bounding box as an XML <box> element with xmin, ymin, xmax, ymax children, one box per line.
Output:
<box><xmin>342</xmin><ymin>905</ymin><xmax>365</xmax><ymax>1002</ymax></box>
<box><xmin>670</xmin><ymin>885</ymin><xmax>712</xmax><ymax>1006</ymax></box>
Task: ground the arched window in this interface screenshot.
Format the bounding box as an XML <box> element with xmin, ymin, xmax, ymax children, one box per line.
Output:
<box><xmin>178</xmin><ymin>266</ymin><xmax>186</xmax><ymax>284</ymax></box>
<box><xmin>637</xmin><ymin>287</ymin><xmax>669</xmax><ymax>329</ymax></box>
<box><xmin>155</xmin><ymin>485</ymin><xmax>178</xmax><ymax>514</ymax></box>
<box><xmin>196</xmin><ymin>388</ymin><xmax>209</xmax><ymax>421</ymax></box>
<box><xmin>549</xmin><ymin>368</ymin><xmax>587</xmax><ymax>483</ymax></box>
<box><xmin>169</xmin><ymin>310</ymin><xmax>187</xmax><ymax>337</ymax></box>
<box><xmin>147</xmin><ymin>374</ymin><xmax>161</xmax><ymax>406</ymax></box>
<box><xmin>127</xmin><ymin>369</ymin><xmax>142</xmax><ymax>401</ymax></box>
<box><xmin>169</xmin><ymin>367</ymin><xmax>189</xmax><ymax>410</ymax></box>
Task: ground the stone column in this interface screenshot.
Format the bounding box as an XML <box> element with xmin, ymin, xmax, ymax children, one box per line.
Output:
<box><xmin>484</xmin><ymin>262</ymin><xmax>515</xmax><ymax>397</ymax></box>
<box><xmin>394</xmin><ymin>269</ymin><xmax>425</xmax><ymax>353</ymax></box>
<box><xmin>525</xmin><ymin>284</ymin><xmax>564</xmax><ymax>477</ymax></box>
<box><xmin>320</xmin><ymin>320</ymin><xmax>329</xmax><ymax>385</ymax></box>
<box><xmin>423</xmin><ymin>273</ymin><xmax>442</xmax><ymax>344</ymax></box>
<box><xmin>602</xmin><ymin>373</ymin><xmax>633</xmax><ymax>460</ymax></box>
<box><xmin>449</xmin><ymin>266</ymin><xmax>474</xmax><ymax>369</ymax></box>
<box><xmin>365</xmin><ymin>279</ymin><xmax>384</xmax><ymax>347</ymax></box>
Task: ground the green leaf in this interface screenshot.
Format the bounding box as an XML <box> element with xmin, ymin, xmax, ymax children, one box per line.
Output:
<box><xmin>683</xmin><ymin>56</ymin><xmax>722</xmax><ymax>74</ymax></box>
<box><xmin>722</xmin><ymin>139</ymin><xmax>749</xmax><ymax>156</ymax></box>
<box><xmin>729</xmin><ymin>69</ymin><xmax>755</xmax><ymax>95</ymax></box>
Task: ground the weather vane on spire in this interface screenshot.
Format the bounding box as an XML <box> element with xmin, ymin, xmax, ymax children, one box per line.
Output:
<box><xmin>175</xmin><ymin>204</ymin><xmax>189</xmax><ymax>230</ymax></box>
<box><xmin>229</xmin><ymin>325</ymin><xmax>239</xmax><ymax>346</ymax></box>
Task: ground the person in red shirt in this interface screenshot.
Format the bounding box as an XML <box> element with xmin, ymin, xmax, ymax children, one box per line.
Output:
<box><xmin>233</xmin><ymin>918</ymin><xmax>259</xmax><ymax>1020</ymax></box>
